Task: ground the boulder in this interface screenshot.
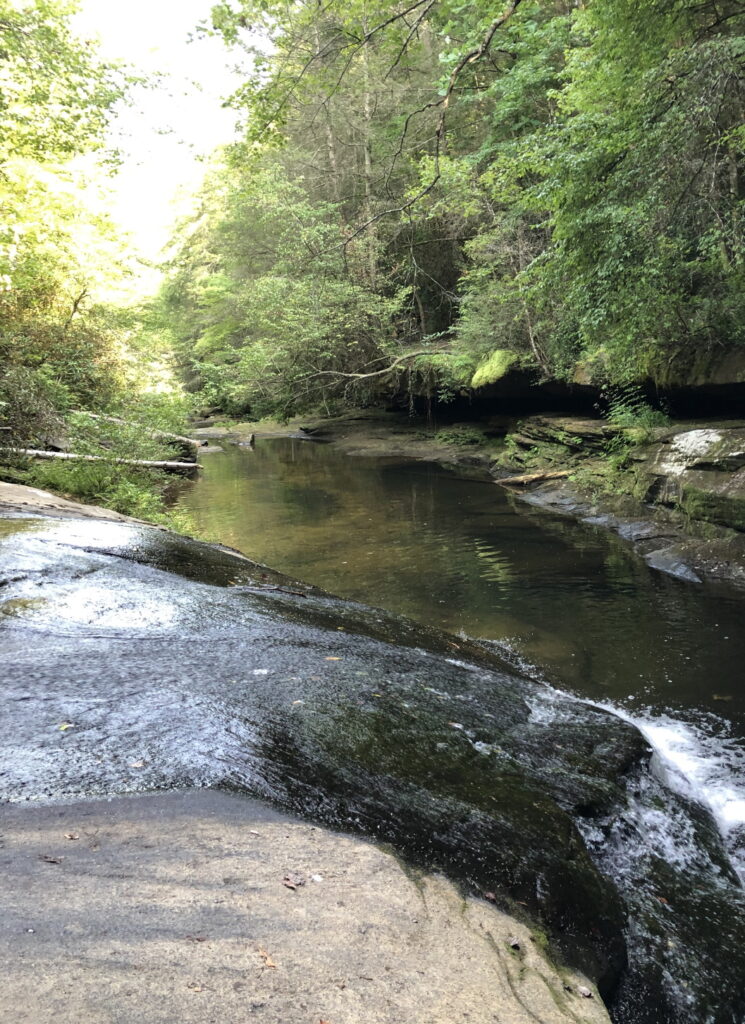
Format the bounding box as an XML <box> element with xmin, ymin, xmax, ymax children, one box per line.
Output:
<box><xmin>642</xmin><ymin>427</ymin><xmax>745</xmax><ymax>532</ymax></box>
<box><xmin>0</xmin><ymin>790</ymin><xmax>611</xmax><ymax>1024</ymax></box>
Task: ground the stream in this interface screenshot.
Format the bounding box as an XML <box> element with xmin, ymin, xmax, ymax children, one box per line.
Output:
<box><xmin>174</xmin><ymin>437</ymin><xmax>745</xmax><ymax>1022</ymax></box>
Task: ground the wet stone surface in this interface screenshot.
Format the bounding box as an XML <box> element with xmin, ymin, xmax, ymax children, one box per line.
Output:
<box><xmin>1</xmin><ymin>512</ymin><xmax>744</xmax><ymax>1022</ymax></box>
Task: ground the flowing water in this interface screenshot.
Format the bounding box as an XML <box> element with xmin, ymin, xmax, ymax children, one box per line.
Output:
<box><xmin>175</xmin><ymin>437</ymin><xmax>745</xmax><ymax>1020</ymax></box>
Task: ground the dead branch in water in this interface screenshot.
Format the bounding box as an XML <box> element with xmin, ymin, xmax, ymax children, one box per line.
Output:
<box><xmin>495</xmin><ymin>469</ymin><xmax>571</xmax><ymax>487</ymax></box>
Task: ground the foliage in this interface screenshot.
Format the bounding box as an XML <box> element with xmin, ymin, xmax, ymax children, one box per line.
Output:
<box><xmin>0</xmin><ymin>365</ymin><xmax>67</xmax><ymax>447</ymax></box>
<box><xmin>0</xmin><ymin>2</ymin><xmax>199</xmax><ymax>529</ymax></box>
<box><xmin>0</xmin><ymin>0</ymin><xmax>125</xmax><ymax>166</ymax></box>
<box><xmin>158</xmin><ymin>0</ymin><xmax>745</xmax><ymax>414</ymax></box>
<box><xmin>5</xmin><ymin>0</ymin><xmax>745</xmax><ymax>500</ymax></box>
<box><xmin>8</xmin><ymin>394</ymin><xmax>200</xmax><ymax>531</ymax></box>
<box><xmin>471</xmin><ymin>350</ymin><xmax>519</xmax><ymax>388</ymax></box>
<box><xmin>26</xmin><ymin>458</ymin><xmax>197</xmax><ymax>532</ymax></box>
<box><xmin>434</xmin><ymin>425</ymin><xmax>486</xmax><ymax>447</ymax></box>
<box><xmin>601</xmin><ymin>384</ymin><xmax>670</xmax><ymax>432</ymax></box>
<box><xmin>0</xmin><ymin>1</ymin><xmax>138</xmax><ymax>426</ymax></box>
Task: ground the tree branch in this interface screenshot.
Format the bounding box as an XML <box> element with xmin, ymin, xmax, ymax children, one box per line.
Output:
<box><xmin>335</xmin><ymin>0</ymin><xmax>525</xmax><ymax>253</ymax></box>
<box><xmin>296</xmin><ymin>346</ymin><xmax>448</xmax><ymax>382</ymax></box>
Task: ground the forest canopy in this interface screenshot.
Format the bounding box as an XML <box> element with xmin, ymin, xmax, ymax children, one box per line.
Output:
<box><xmin>0</xmin><ymin>0</ymin><xmax>132</xmax><ymax>428</ymax></box>
<box><xmin>2</xmin><ymin>0</ymin><xmax>744</xmax><ymax>434</ymax></box>
<box><xmin>160</xmin><ymin>0</ymin><xmax>745</xmax><ymax>417</ymax></box>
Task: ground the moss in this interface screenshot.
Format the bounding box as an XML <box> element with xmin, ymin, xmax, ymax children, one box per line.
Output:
<box><xmin>0</xmin><ymin>597</ymin><xmax>47</xmax><ymax>618</ymax></box>
<box><xmin>529</xmin><ymin>926</ymin><xmax>551</xmax><ymax>954</ymax></box>
<box><xmin>680</xmin><ymin>485</ymin><xmax>745</xmax><ymax>532</ymax></box>
<box><xmin>434</xmin><ymin>425</ymin><xmax>487</xmax><ymax>447</ymax></box>
<box><xmin>470</xmin><ymin>349</ymin><xmax>519</xmax><ymax>389</ymax></box>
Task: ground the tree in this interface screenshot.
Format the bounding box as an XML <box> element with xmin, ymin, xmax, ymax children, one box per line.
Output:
<box><xmin>0</xmin><ymin>0</ymin><xmax>131</xmax><ymax>432</ymax></box>
<box><xmin>164</xmin><ymin>0</ymin><xmax>745</xmax><ymax>418</ymax></box>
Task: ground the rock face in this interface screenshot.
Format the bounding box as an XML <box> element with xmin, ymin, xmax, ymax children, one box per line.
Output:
<box><xmin>0</xmin><ymin>789</ymin><xmax>611</xmax><ymax>1024</ymax></box>
<box><xmin>0</xmin><ymin>511</ymin><xmax>631</xmax><ymax>993</ymax></box>
<box><xmin>489</xmin><ymin>419</ymin><xmax>745</xmax><ymax>585</ymax></box>
<box><xmin>643</xmin><ymin>427</ymin><xmax>745</xmax><ymax>532</ymax></box>
<box><xmin>1</xmin><ymin>500</ymin><xmax>745</xmax><ymax>1022</ymax></box>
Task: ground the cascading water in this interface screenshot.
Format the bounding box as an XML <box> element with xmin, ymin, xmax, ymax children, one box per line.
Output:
<box><xmin>619</xmin><ymin>710</ymin><xmax>745</xmax><ymax>880</ymax></box>
<box><xmin>526</xmin><ymin>685</ymin><xmax>745</xmax><ymax>1023</ymax></box>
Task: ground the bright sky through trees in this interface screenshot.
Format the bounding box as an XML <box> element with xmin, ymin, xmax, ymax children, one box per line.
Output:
<box><xmin>73</xmin><ymin>0</ymin><xmax>241</xmax><ymax>274</ymax></box>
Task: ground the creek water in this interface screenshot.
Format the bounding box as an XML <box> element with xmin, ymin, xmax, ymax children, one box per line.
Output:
<box><xmin>175</xmin><ymin>437</ymin><xmax>745</xmax><ymax>1020</ymax></box>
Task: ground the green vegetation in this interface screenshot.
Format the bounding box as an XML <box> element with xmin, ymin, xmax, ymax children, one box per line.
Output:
<box><xmin>160</xmin><ymin>0</ymin><xmax>745</xmax><ymax>418</ymax></box>
<box><xmin>471</xmin><ymin>351</ymin><xmax>520</xmax><ymax>390</ymax></box>
<box><xmin>602</xmin><ymin>384</ymin><xmax>670</xmax><ymax>433</ymax></box>
<box><xmin>2</xmin><ymin>0</ymin><xmax>744</xmax><ymax>523</ymax></box>
<box><xmin>0</xmin><ymin>0</ymin><xmax>195</xmax><ymax>528</ymax></box>
<box><xmin>434</xmin><ymin>425</ymin><xmax>487</xmax><ymax>448</ymax></box>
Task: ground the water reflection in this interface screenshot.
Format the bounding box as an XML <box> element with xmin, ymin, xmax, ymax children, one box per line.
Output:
<box><xmin>176</xmin><ymin>439</ymin><xmax>745</xmax><ymax>727</ymax></box>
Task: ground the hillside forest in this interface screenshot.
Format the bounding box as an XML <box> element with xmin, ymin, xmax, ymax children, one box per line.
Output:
<box><xmin>1</xmin><ymin>0</ymin><xmax>744</xmax><ymax>519</ymax></box>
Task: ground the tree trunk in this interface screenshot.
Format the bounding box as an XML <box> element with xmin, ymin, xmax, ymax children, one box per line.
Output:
<box><xmin>2</xmin><ymin>448</ymin><xmax>201</xmax><ymax>477</ymax></box>
<box><xmin>495</xmin><ymin>469</ymin><xmax>571</xmax><ymax>487</ymax></box>
<box><xmin>361</xmin><ymin>28</ymin><xmax>378</xmax><ymax>290</ymax></box>
<box><xmin>72</xmin><ymin>412</ymin><xmax>204</xmax><ymax>461</ymax></box>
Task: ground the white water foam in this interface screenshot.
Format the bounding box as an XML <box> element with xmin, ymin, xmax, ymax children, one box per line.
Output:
<box><xmin>593</xmin><ymin>703</ymin><xmax>745</xmax><ymax>881</ymax></box>
<box><xmin>478</xmin><ymin>636</ymin><xmax>745</xmax><ymax>880</ymax></box>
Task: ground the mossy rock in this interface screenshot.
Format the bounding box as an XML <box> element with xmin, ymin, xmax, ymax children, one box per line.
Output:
<box><xmin>681</xmin><ymin>481</ymin><xmax>745</xmax><ymax>532</ymax></box>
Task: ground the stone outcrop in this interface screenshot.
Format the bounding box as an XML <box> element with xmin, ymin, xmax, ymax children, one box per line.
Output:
<box><xmin>489</xmin><ymin>418</ymin><xmax>745</xmax><ymax>585</ymax></box>
<box><xmin>0</xmin><ymin>789</ymin><xmax>611</xmax><ymax>1024</ymax></box>
<box><xmin>641</xmin><ymin>427</ymin><xmax>745</xmax><ymax>532</ymax></box>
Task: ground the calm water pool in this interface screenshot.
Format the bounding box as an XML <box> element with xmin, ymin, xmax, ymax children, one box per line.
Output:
<box><xmin>177</xmin><ymin>438</ymin><xmax>745</xmax><ymax>725</ymax></box>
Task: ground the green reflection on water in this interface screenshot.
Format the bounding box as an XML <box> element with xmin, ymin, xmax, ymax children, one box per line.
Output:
<box><xmin>176</xmin><ymin>438</ymin><xmax>745</xmax><ymax>723</ymax></box>
<box><xmin>0</xmin><ymin>517</ymin><xmax>54</xmax><ymax>539</ymax></box>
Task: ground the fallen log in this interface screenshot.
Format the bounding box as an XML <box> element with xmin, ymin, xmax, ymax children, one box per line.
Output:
<box><xmin>495</xmin><ymin>469</ymin><xmax>571</xmax><ymax>487</ymax></box>
<box><xmin>1</xmin><ymin>448</ymin><xmax>201</xmax><ymax>477</ymax></box>
<box><xmin>72</xmin><ymin>411</ymin><xmax>206</xmax><ymax>460</ymax></box>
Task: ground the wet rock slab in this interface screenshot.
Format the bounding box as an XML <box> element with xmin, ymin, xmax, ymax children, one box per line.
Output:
<box><xmin>3</xmin><ymin>493</ymin><xmax>745</xmax><ymax>1021</ymax></box>
<box><xmin>0</xmin><ymin>510</ymin><xmax>632</xmax><ymax>991</ymax></box>
<box><xmin>0</xmin><ymin>789</ymin><xmax>609</xmax><ymax>1024</ymax></box>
